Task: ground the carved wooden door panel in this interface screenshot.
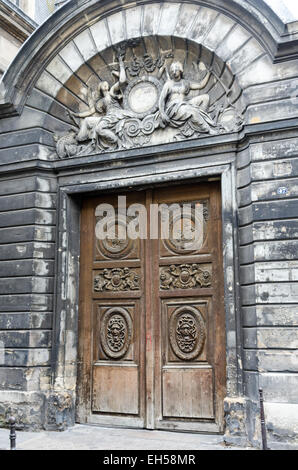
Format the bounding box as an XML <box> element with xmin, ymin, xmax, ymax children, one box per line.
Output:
<box><xmin>77</xmin><ymin>182</ymin><xmax>226</xmax><ymax>432</ymax></box>
<box><xmin>77</xmin><ymin>192</ymin><xmax>146</xmax><ymax>428</ymax></box>
<box><xmin>152</xmin><ymin>183</ymin><xmax>226</xmax><ymax>432</ymax></box>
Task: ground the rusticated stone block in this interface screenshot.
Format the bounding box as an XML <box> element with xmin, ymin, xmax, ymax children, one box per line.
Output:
<box><xmin>265</xmin><ymin>403</ymin><xmax>298</xmax><ymax>448</ymax></box>
<box><xmin>0</xmin><ymin>391</ymin><xmax>45</xmax><ymax>431</ymax></box>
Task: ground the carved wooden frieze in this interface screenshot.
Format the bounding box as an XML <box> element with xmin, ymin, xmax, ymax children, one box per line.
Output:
<box><xmin>100</xmin><ymin>307</ymin><xmax>133</xmax><ymax>359</ymax></box>
<box><xmin>94</xmin><ymin>268</ymin><xmax>140</xmax><ymax>292</ymax></box>
<box><xmin>160</xmin><ymin>264</ymin><xmax>212</xmax><ymax>290</ymax></box>
<box><xmin>169</xmin><ymin>306</ymin><xmax>206</xmax><ymax>361</ymax></box>
<box><xmin>53</xmin><ymin>39</ymin><xmax>244</xmax><ymax>159</ymax></box>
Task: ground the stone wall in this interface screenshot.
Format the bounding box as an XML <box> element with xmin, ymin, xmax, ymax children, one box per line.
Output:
<box><xmin>0</xmin><ymin>174</ymin><xmax>56</xmax><ymax>429</ymax></box>
<box><xmin>238</xmin><ymin>132</ymin><xmax>298</xmax><ymax>448</ymax></box>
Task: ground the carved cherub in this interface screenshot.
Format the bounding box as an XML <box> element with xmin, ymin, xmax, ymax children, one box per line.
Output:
<box><xmin>160</xmin><ymin>269</ymin><xmax>173</xmax><ymax>290</ymax></box>
<box><xmin>94</xmin><ymin>273</ymin><xmax>108</xmax><ymax>292</ymax></box>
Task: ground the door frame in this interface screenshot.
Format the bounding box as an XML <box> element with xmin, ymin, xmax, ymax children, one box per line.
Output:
<box><xmin>51</xmin><ymin>155</ymin><xmax>243</xmax><ymax>431</ymax></box>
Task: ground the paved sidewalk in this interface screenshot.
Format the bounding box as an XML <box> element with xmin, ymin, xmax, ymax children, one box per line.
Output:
<box><xmin>0</xmin><ymin>424</ymin><xmax>252</xmax><ymax>450</ymax></box>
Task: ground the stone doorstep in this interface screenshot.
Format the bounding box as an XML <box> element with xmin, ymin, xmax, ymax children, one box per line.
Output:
<box><xmin>0</xmin><ymin>425</ymin><xmax>254</xmax><ymax>450</ymax></box>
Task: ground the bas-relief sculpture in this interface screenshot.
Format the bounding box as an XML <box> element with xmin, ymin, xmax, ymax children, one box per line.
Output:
<box><xmin>54</xmin><ymin>43</ymin><xmax>244</xmax><ymax>159</ymax></box>
<box><xmin>100</xmin><ymin>307</ymin><xmax>133</xmax><ymax>359</ymax></box>
<box><xmin>169</xmin><ymin>306</ymin><xmax>206</xmax><ymax>361</ymax></box>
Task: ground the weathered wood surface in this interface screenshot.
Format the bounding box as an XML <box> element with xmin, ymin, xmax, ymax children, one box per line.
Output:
<box><xmin>77</xmin><ymin>182</ymin><xmax>226</xmax><ymax>432</ymax></box>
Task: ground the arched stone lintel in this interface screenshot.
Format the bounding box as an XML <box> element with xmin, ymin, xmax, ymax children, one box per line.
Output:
<box><xmin>35</xmin><ymin>4</ymin><xmax>265</xmax><ymax>102</ymax></box>
<box><xmin>0</xmin><ymin>0</ymin><xmax>296</xmax><ymax>118</ymax></box>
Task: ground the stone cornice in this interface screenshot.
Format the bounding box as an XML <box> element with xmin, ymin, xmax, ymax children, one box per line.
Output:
<box><xmin>1</xmin><ymin>118</ymin><xmax>298</xmax><ymax>178</ymax></box>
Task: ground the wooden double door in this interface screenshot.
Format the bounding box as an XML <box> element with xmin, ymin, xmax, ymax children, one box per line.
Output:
<box><xmin>77</xmin><ymin>182</ymin><xmax>226</xmax><ymax>432</ymax></box>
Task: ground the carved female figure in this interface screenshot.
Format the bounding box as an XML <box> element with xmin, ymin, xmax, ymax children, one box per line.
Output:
<box><xmin>68</xmin><ymin>84</ymin><xmax>104</xmax><ymax>142</ymax></box>
<box><xmin>69</xmin><ymin>56</ymin><xmax>132</xmax><ymax>151</ymax></box>
<box><xmin>159</xmin><ymin>61</ymin><xmax>218</xmax><ymax>136</ymax></box>
<box><xmin>93</xmin><ymin>59</ymin><xmax>135</xmax><ymax>151</ymax></box>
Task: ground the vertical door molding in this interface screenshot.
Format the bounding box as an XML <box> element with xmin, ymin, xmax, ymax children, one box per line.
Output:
<box><xmin>221</xmin><ymin>165</ymin><xmax>244</xmax><ymax>398</ymax></box>
<box><xmin>51</xmin><ymin>189</ymin><xmax>82</xmax><ymax>396</ymax></box>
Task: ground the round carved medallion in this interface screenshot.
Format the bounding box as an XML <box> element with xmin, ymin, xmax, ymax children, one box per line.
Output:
<box><xmin>163</xmin><ymin>204</ymin><xmax>206</xmax><ymax>255</ymax></box>
<box><xmin>100</xmin><ymin>307</ymin><xmax>133</xmax><ymax>359</ymax></box>
<box><xmin>129</xmin><ymin>82</ymin><xmax>158</xmax><ymax>114</ymax></box>
<box><xmin>123</xmin><ymin>76</ymin><xmax>162</xmax><ymax>119</ymax></box>
<box><xmin>96</xmin><ymin>216</ymin><xmax>134</xmax><ymax>259</ymax></box>
<box><xmin>169</xmin><ymin>306</ymin><xmax>206</xmax><ymax>361</ymax></box>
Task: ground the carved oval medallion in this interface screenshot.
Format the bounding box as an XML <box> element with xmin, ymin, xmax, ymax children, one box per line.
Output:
<box><xmin>169</xmin><ymin>306</ymin><xmax>206</xmax><ymax>361</ymax></box>
<box><xmin>129</xmin><ymin>82</ymin><xmax>158</xmax><ymax>114</ymax></box>
<box><xmin>100</xmin><ymin>307</ymin><xmax>133</xmax><ymax>359</ymax></box>
<box><xmin>180</xmin><ymin>270</ymin><xmax>191</xmax><ymax>283</ymax></box>
<box><xmin>163</xmin><ymin>203</ymin><xmax>207</xmax><ymax>255</ymax></box>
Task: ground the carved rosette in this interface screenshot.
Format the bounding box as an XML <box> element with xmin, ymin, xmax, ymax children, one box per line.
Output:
<box><xmin>169</xmin><ymin>306</ymin><xmax>206</xmax><ymax>361</ymax></box>
<box><xmin>94</xmin><ymin>268</ymin><xmax>140</xmax><ymax>292</ymax></box>
<box><xmin>100</xmin><ymin>307</ymin><xmax>133</xmax><ymax>359</ymax></box>
<box><xmin>160</xmin><ymin>264</ymin><xmax>212</xmax><ymax>290</ymax></box>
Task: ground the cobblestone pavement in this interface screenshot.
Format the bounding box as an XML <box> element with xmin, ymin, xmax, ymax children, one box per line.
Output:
<box><xmin>0</xmin><ymin>424</ymin><xmax>253</xmax><ymax>450</ymax></box>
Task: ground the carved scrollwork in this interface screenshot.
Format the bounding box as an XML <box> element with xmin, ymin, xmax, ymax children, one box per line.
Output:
<box><xmin>119</xmin><ymin>114</ymin><xmax>159</xmax><ymax>140</ymax></box>
<box><xmin>127</xmin><ymin>56</ymin><xmax>143</xmax><ymax>77</ymax></box>
<box><xmin>169</xmin><ymin>306</ymin><xmax>206</xmax><ymax>361</ymax></box>
<box><xmin>100</xmin><ymin>307</ymin><xmax>133</xmax><ymax>359</ymax></box>
<box><xmin>54</xmin><ymin>41</ymin><xmax>244</xmax><ymax>159</ymax></box>
<box><xmin>143</xmin><ymin>53</ymin><xmax>156</xmax><ymax>73</ymax></box>
<box><xmin>94</xmin><ymin>267</ymin><xmax>140</xmax><ymax>292</ymax></box>
<box><xmin>160</xmin><ymin>264</ymin><xmax>212</xmax><ymax>290</ymax></box>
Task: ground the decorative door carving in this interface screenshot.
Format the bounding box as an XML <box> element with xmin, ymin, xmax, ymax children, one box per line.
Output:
<box><xmin>152</xmin><ymin>183</ymin><xmax>226</xmax><ymax>432</ymax></box>
<box><xmin>77</xmin><ymin>192</ymin><xmax>146</xmax><ymax>428</ymax></box>
<box><xmin>77</xmin><ymin>183</ymin><xmax>226</xmax><ymax>432</ymax></box>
